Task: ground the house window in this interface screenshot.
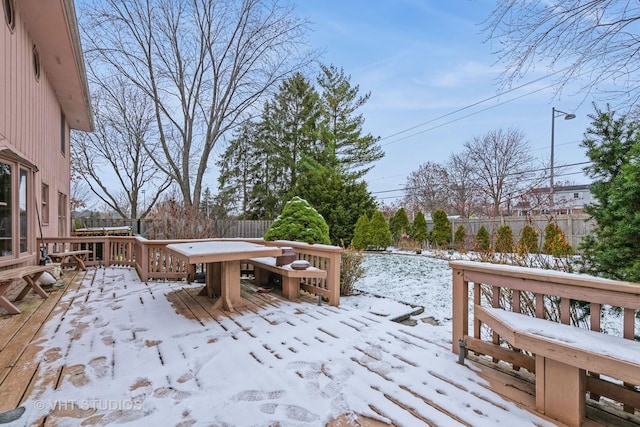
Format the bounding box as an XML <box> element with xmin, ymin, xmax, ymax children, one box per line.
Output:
<box><xmin>19</xmin><ymin>168</ymin><xmax>27</xmax><ymax>253</ymax></box>
<box><xmin>58</xmin><ymin>192</ymin><xmax>67</xmax><ymax>236</ymax></box>
<box><xmin>573</xmin><ymin>192</ymin><xmax>580</xmax><ymax>199</ymax></box>
<box><xmin>3</xmin><ymin>0</ymin><xmax>14</xmax><ymax>31</ymax></box>
<box><xmin>33</xmin><ymin>45</ymin><xmax>41</xmax><ymax>81</ymax></box>
<box><xmin>0</xmin><ymin>162</ymin><xmax>11</xmax><ymax>257</ymax></box>
<box><xmin>41</xmin><ymin>183</ymin><xmax>49</xmax><ymax>225</ymax></box>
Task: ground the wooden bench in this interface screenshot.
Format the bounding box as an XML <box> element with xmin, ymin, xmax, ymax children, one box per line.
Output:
<box><xmin>48</xmin><ymin>250</ymin><xmax>91</xmax><ymax>271</ymax></box>
<box><xmin>246</xmin><ymin>257</ymin><xmax>327</xmax><ymax>300</ymax></box>
<box><xmin>0</xmin><ymin>265</ymin><xmax>53</xmax><ymax>314</ymax></box>
<box><xmin>475</xmin><ymin>305</ymin><xmax>640</xmax><ymax>426</ymax></box>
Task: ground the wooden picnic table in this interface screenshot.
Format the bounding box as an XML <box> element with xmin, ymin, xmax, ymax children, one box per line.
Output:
<box><xmin>48</xmin><ymin>250</ymin><xmax>91</xmax><ymax>271</ymax></box>
<box><xmin>166</xmin><ymin>241</ymin><xmax>282</xmax><ymax>312</ymax></box>
<box><xmin>0</xmin><ymin>265</ymin><xmax>53</xmax><ymax>314</ymax></box>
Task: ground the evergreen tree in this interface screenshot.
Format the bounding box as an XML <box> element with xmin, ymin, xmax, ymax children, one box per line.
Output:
<box><xmin>216</xmin><ymin>121</ymin><xmax>264</xmax><ymax>217</ymax></box>
<box><xmin>495</xmin><ymin>225</ymin><xmax>514</xmax><ymax>253</ymax></box>
<box><xmin>264</xmin><ymin>196</ymin><xmax>330</xmax><ymax>244</ymax></box>
<box><xmin>543</xmin><ymin>223</ymin><xmax>574</xmax><ymax>257</ymax></box>
<box><xmin>411</xmin><ymin>211</ymin><xmax>428</xmax><ymax>245</ymax></box>
<box><xmin>475</xmin><ymin>226</ymin><xmax>491</xmax><ymax>251</ymax></box>
<box><xmin>200</xmin><ymin>187</ymin><xmax>214</xmax><ymax>219</ymax></box>
<box><xmin>580</xmin><ymin>104</ymin><xmax>640</xmax><ymax>281</ymax></box>
<box><xmin>352</xmin><ymin>214</ymin><xmax>371</xmax><ymax>250</ymax></box>
<box><xmin>293</xmin><ymin>159</ymin><xmax>376</xmax><ymax>246</ymax></box>
<box><xmin>430</xmin><ymin>210</ymin><xmax>451</xmax><ymax>248</ymax></box>
<box><xmin>369</xmin><ymin>210</ymin><xmax>392</xmax><ymax>250</ymax></box>
<box><xmin>453</xmin><ymin>225</ymin><xmax>466</xmax><ymax>251</ymax></box>
<box><xmin>317</xmin><ymin>64</ymin><xmax>383</xmax><ymax>179</ymax></box>
<box><xmin>389</xmin><ymin>208</ymin><xmax>410</xmax><ymax>242</ymax></box>
<box><xmin>518</xmin><ymin>225</ymin><xmax>539</xmax><ymax>253</ymax></box>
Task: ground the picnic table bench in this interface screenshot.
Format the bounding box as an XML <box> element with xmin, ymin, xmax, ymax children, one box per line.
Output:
<box><xmin>0</xmin><ymin>265</ymin><xmax>53</xmax><ymax>314</ymax></box>
<box><xmin>246</xmin><ymin>257</ymin><xmax>327</xmax><ymax>300</ymax></box>
<box><xmin>475</xmin><ymin>305</ymin><xmax>640</xmax><ymax>426</ymax></box>
<box><xmin>48</xmin><ymin>250</ymin><xmax>91</xmax><ymax>271</ymax></box>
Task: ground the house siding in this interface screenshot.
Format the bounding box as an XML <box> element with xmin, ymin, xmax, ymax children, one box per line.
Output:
<box><xmin>0</xmin><ymin>0</ymin><xmax>87</xmax><ymax>267</ymax></box>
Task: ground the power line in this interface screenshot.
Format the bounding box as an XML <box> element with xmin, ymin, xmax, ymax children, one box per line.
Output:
<box><xmin>381</xmin><ymin>81</ymin><xmax>558</xmax><ymax>147</ymax></box>
<box><xmin>378</xmin><ymin>68</ymin><xmax>571</xmax><ymax>143</ymax></box>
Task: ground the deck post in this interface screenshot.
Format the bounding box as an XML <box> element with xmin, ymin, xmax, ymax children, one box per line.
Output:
<box><xmin>451</xmin><ymin>266</ymin><xmax>468</xmax><ymax>354</ymax></box>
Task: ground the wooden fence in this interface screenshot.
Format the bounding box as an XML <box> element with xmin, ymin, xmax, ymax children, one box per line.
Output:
<box><xmin>74</xmin><ymin>214</ymin><xmax>594</xmax><ymax>252</ymax></box>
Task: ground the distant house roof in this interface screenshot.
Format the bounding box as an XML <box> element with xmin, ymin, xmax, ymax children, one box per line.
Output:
<box><xmin>17</xmin><ymin>0</ymin><xmax>93</xmax><ymax>131</ymax></box>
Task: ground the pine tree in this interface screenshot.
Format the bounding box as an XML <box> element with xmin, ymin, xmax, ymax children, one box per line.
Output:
<box><xmin>317</xmin><ymin>64</ymin><xmax>383</xmax><ymax>179</ymax></box>
<box><xmin>216</xmin><ymin>121</ymin><xmax>265</xmax><ymax>218</ymax></box>
<box><xmin>518</xmin><ymin>225</ymin><xmax>539</xmax><ymax>253</ymax></box>
<box><xmin>430</xmin><ymin>210</ymin><xmax>451</xmax><ymax>248</ymax></box>
<box><xmin>475</xmin><ymin>226</ymin><xmax>491</xmax><ymax>251</ymax></box>
<box><xmin>264</xmin><ymin>196</ymin><xmax>331</xmax><ymax>244</ymax></box>
<box><xmin>369</xmin><ymin>211</ymin><xmax>392</xmax><ymax>250</ymax></box>
<box><xmin>389</xmin><ymin>208</ymin><xmax>410</xmax><ymax>242</ymax></box>
<box><xmin>580</xmin><ymin>104</ymin><xmax>640</xmax><ymax>281</ymax></box>
<box><xmin>543</xmin><ymin>223</ymin><xmax>573</xmax><ymax>257</ymax></box>
<box><xmin>454</xmin><ymin>225</ymin><xmax>466</xmax><ymax>251</ymax></box>
<box><xmin>495</xmin><ymin>225</ymin><xmax>514</xmax><ymax>253</ymax></box>
<box><xmin>293</xmin><ymin>159</ymin><xmax>376</xmax><ymax>246</ymax></box>
<box><xmin>352</xmin><ymin>214</ymin><xmax>371</xmax><ymax>250</ymax></box>
<box><xmin>411</xmin><ymin>211</ymin><xmax>428</xmax><ymax>245</ymax></box>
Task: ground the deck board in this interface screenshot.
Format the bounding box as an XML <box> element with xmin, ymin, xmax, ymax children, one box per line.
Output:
<box><xmin>0</xmin><ymin>266</ymin><xmax>606</xmax><ymax>426</ymax></box>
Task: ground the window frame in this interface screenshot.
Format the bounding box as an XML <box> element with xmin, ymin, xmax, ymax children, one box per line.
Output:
<box><xmin>58</xmin><ymin>192</ymin><xmax>67</xmax><ymax>237</ymax></box>
<box><xmin>0</xmin><ymin>157</ymin><xmax>35</xmax><ymax>258</ymax></box>
<box><xmin>41</xmin><ymin>183</ymin><xmax>49</xmax><ymax>225</ymax></box>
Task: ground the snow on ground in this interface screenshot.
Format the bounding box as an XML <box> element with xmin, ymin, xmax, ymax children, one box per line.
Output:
<box><xmin>11</xmin><ymin>263</ymin><xmax>557</xmax><ymax>426</ymax></box>
<box><xmin>9</xmin><ymin>250</ymin><xmax>635</xmax><ymax>426</ymax></box>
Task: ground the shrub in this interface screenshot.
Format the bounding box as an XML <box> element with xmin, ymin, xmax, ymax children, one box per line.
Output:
<box><xmin>369</xmin><ymin>210</ymin><xmax>392</xmax><ymax>250</ymax></box>
<box><xmin>351</xmin><ymin>214</ymin><xmax>370</xmax><ymax>250</ymax></box>
<box><xmin>518</xmin><ymin>225</ymin><xmax>539</xmax><ymax>253</ymax></box>
<box><xmin>430</xmin><ymin>210</ymin><xmax>451</xmax><ymax>248</ymax></box>
<box><xmin>411</xmin><ymin>211</ymin><xmax>428</xmax><ymax>245</ymax></box>
<box><xmin>340</xmin><ymin>245</ymin><xmax>365</xmax><ymax>296</ymax></box>
<box><xmin>543</xmin><ymin>222</ymin><xmax>574</xmax><ymax>257</ymax></box>
<box><xmin>495</xmin><ymin>225</ymin><xmax>514</xmax><ymax>253</ymax></box>
<box><xmin>475</xmin><ymin>226</ymin><xmax>491</xmax><ymax>251</ymax></box>
<box><xmin>264</xmin><ymin>196</ymin><xmax>331</xmax><ymax>244</ymax></box>
<box><xmin>453</xmin><ymin>225</ymin><xmax>466</xmax><ymax>251</ymax></box>
<box><xmin>389</xmin><ymin>208</ymin><xmax>410</xmax><ymax>243</ymax></box>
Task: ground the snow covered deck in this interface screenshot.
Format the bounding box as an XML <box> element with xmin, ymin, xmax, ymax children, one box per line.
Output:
<box><xmin>0</xmin><ymin>266</ymin><xmax>564</xmax><ymax>426</ymax></box>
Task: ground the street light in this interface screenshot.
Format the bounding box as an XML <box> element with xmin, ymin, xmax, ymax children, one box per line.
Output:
<box><xmin>550</xmin><ymin>107</ymin><xmax>576</xmax><ymax>213</ymax></box>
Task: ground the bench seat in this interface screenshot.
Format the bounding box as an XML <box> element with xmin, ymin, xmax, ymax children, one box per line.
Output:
<box><xmin>246</xmin><ymin>257</ymin><xmax>327</xmax><ymax>300</ymax></box>
<box><xmin>48</xmin><ymin>250</ymin><xmax>91</xmax><ymax>270</ymax></box>
<box><xmin>0</xmin><ymin>265</ymin><xmax>53</xmax><ymax>314</ymax></box>
<box><xmin>475</xmin><ymin>305</ymin><xmax>640</xmax><ymax>426</ymax></box>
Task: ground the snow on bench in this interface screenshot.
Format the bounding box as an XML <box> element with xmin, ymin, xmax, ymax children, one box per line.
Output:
<box><xmin>246</xmin><ymin>256</ymin><xmax>327</xmax><ymax>300</ymax></box>
<box><xmin>475</xmin><ymin>305</ymin><xmax>640</xmax><ymax>426</ymax></box>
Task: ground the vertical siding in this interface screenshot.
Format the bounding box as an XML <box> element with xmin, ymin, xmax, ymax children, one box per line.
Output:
<box><xmin>1</xmin><ymin>4</ymin><xmax>71</xmax><ymax>249</ymax></box>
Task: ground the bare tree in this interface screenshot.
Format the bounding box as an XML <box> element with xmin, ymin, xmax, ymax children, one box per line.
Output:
<box><xmin>79</xmin><ymin>0</ymin><xmax>314</xmax><ymax>209</ymax></box>
<box><xmin>463</xmin><ymin>128</ymin><xmax>536</xmax><ymax>217</ymax></box>
<box><xmin>71</xmin><ymin>77</ymin><xmax>172</xmax><ymax>219</ymax></box>
<box><xmin>484</xmin><ymin>1</ymin><xmax>640</xmax><ymax>105</ymax></box>
<box><xmin>403</xmin><ymin>161</ymin><xmax>451</xmax><ymax>215</ymax></box>
<box><xmin>446</xmin><ymin>153</ymin><xmax>479</xmax><ymax>218</ymax></box>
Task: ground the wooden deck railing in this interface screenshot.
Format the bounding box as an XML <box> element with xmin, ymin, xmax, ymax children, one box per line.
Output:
<box><xmin>38</xmin><ymin>236</ymin><xmax>342</xmax><ymax>305</ymax></box>
<box><xmin>450</xmin><ymin>260</ymin><xmax>640</xmax><ymax>419</ymax></box>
